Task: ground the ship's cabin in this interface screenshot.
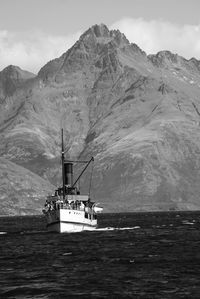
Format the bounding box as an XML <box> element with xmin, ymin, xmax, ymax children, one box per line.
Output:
<box><xmin>45</xmin><ymin>186</ymin><xmax>96</xmax><ymax>217</ymax></box>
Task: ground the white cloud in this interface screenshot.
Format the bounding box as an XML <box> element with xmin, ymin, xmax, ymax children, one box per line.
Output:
<box><xmin>110</xmin><ymin>18</ymin><xmax>200</xmax><ymax>60</ymax></box>
<box><xmin>0</xmin><ymin>30</ymin><xmax>82</xmax><ymax>74</ymax></box>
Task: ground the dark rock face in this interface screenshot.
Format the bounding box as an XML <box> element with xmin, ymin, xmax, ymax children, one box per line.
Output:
<box><xmin>1</xmin><ymin>24</ymin><xmax>200</xmax><ymax>215</ymax></box>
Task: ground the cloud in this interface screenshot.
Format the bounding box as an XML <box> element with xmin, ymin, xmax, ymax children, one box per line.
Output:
<box><xmin>110</xmin><ymin>18</ymin><xmax>200</xmax><ymax>60</ymax></box>
<box><xmin>0</xmin><ymin>30</ymin><xmax>82</xmax><ymax>74</ymax></box>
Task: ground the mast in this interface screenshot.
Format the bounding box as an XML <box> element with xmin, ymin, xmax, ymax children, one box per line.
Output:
<box><xmin>61</xmin><ymin>128</ymin><xmax>65</xmax><ymax>200</ymax></box>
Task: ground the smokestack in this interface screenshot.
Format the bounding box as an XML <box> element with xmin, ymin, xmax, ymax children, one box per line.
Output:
<box><xmin>64</xmin><ymin>162</ymin><xmax>73</xmax><ymax>186</ymax></box>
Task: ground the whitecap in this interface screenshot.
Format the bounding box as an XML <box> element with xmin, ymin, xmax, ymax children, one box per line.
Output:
<box><xmin>120</xmin><ymin>226</ymin><xmax>140</xmax><ymax>230</ymax></box>
<box><xmin>130</xmin><ymin>259</ymin><xmax>135</xmax><ymax>263</ymax></box>
<box><xmin>182</xmin><ymin>221</ymin><xmax>194</xmax><ymax>225</ymax></box>
<box><xmin>96</xmin><ymin>226</ymin><xmax>140</xmax><ymax>231</ymax></box>
<box><xmin>0</xmin><ymin>232</ymin><xmax>7</xmax><ymax>235</ymax></box>
<box><xmin>62</xmin><ymin>252</ymin><xmax>72</xmax><ymax>256</ymax></box>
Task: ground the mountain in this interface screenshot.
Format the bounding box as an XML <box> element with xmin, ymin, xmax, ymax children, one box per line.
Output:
<box><xmin>1</xmin><ymin>23</ymin><xmax>200</xmax><ymax>215</ymax></box>
<box><xmin>0</xmin><ymin>65</ymin><xmax>35</xmax><ymax>98</ymax></box>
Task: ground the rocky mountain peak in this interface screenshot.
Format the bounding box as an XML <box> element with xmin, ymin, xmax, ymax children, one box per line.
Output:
<box><xmin>90</xmin><ymin>23</ymin><xmax>110</xmax><ymax>38</ymax></box>
<box><xmin>0</xmin><ymin>65</ymin><xmax>35</xmax><ymax>98</ymax></box>
<box><xmin>157</xmin><ymin>50</ymin><xmax>178</xmax><ymax>61</ymax></box>
<box><xmin>38</xmin><ymin>24</ymin><xmax>135</xmax><ymax>82</ymax></box>
<box><xmin>148</xmin><ymin>50</ymin><xmax>177</xmax><ymax>66</ymax></box>
<box><xmin>79</xmin><ymin>24</ymin><xmax>131</xmax><ymax>48</ymax></box>
<box><xmin>148</xmin><ymin>51</ymin><xmax>200</xmax><ymax>75</ymax></box>
<box><xmin>1</xmin><ymin>65</ymin><xmax>35</xmax><ymax>80</ymax></box>
<box><xmin>1</xmin><ymin>65</ymin><xmax>20</xmax><ymax>77</ymax></box>
<box><xmin>110</xmin><ymin>29</ymin><xmax>130</xmax><ymax>46</ymax></box>
<box><xmin>79</xmin><ymin>23</ymin><xmax>110</xmax><ymax>44</ymax></box>
<box><xmin>38</xmin><ymin>24</ymin><xmax>112</xmax><ymax>81</ymax></box>
<box><xmin>148</xmin><ymin>50</ymin><xmax>189</xmax><ymax>70</ymax></box>
<box><xmin>189</xmin><ymin>57</ymin><xmax>200</xmax><ymax>71</ymax></box>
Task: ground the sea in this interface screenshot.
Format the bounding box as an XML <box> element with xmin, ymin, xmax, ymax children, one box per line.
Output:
<box><xmin>0</xmin><ymin>212</ymin><xmax>200</xmax><ymax>299</ymax></box>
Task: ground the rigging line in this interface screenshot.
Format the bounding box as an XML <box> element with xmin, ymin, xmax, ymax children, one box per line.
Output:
<box><xmin>88</xmin><ymin>159</ymin><xmax>94</xmax><ymax>199</ymax></box>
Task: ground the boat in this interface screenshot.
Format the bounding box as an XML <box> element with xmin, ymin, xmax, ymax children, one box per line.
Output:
<box><xmin>42</xmin><ymin>129</ymin><xmax>103</xmax><ymax>233</ymax></box>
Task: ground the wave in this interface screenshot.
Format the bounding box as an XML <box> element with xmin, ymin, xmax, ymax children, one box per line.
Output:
<box><xmin>96</xmin><ymin>226</ymin><xmax>141</xmax><ymax>231</ymax></box>
<box><xmin>0</xmin><ymin>227</ymin><xmax>141</xmax><ymax>235</ymax></box>
<box><xmin>182</xmin><ymin>221</ymin><xmax>195</xmax><ymax>225</ymax></box>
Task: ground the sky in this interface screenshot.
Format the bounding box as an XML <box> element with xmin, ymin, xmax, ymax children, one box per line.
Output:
<box><xmin>0</xmin><ymin>0</ymin><xmax>200</xmax><ymax>73</ymax></box>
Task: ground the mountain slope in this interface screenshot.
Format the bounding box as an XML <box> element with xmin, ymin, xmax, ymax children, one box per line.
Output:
<box><xmin>1</xmin><ymin>24</ymin><xmax>200</xmax><ymax>214</ymax></box>
<box><xmin>0</xmin><ymin>157</ymin><xmax>54</xmax><ymax>215</ymax></box>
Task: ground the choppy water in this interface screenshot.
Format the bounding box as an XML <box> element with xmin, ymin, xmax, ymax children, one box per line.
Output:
<box><xmin>1</xmin><ymin>211</ymin><xmax>200</xmax><ymax>298</ymax></box>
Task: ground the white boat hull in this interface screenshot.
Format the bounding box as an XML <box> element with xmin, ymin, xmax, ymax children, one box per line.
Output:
<box><xmin>45</xmin><ymin>208</ymin><xmax>97</xmax><ymax>233</ymax></box>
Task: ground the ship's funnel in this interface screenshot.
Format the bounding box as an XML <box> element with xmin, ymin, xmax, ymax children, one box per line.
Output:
<box><xmin>64</xmin><ymin>162</ymin><xmax>73</xmax><ymax>186</ymax></box>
